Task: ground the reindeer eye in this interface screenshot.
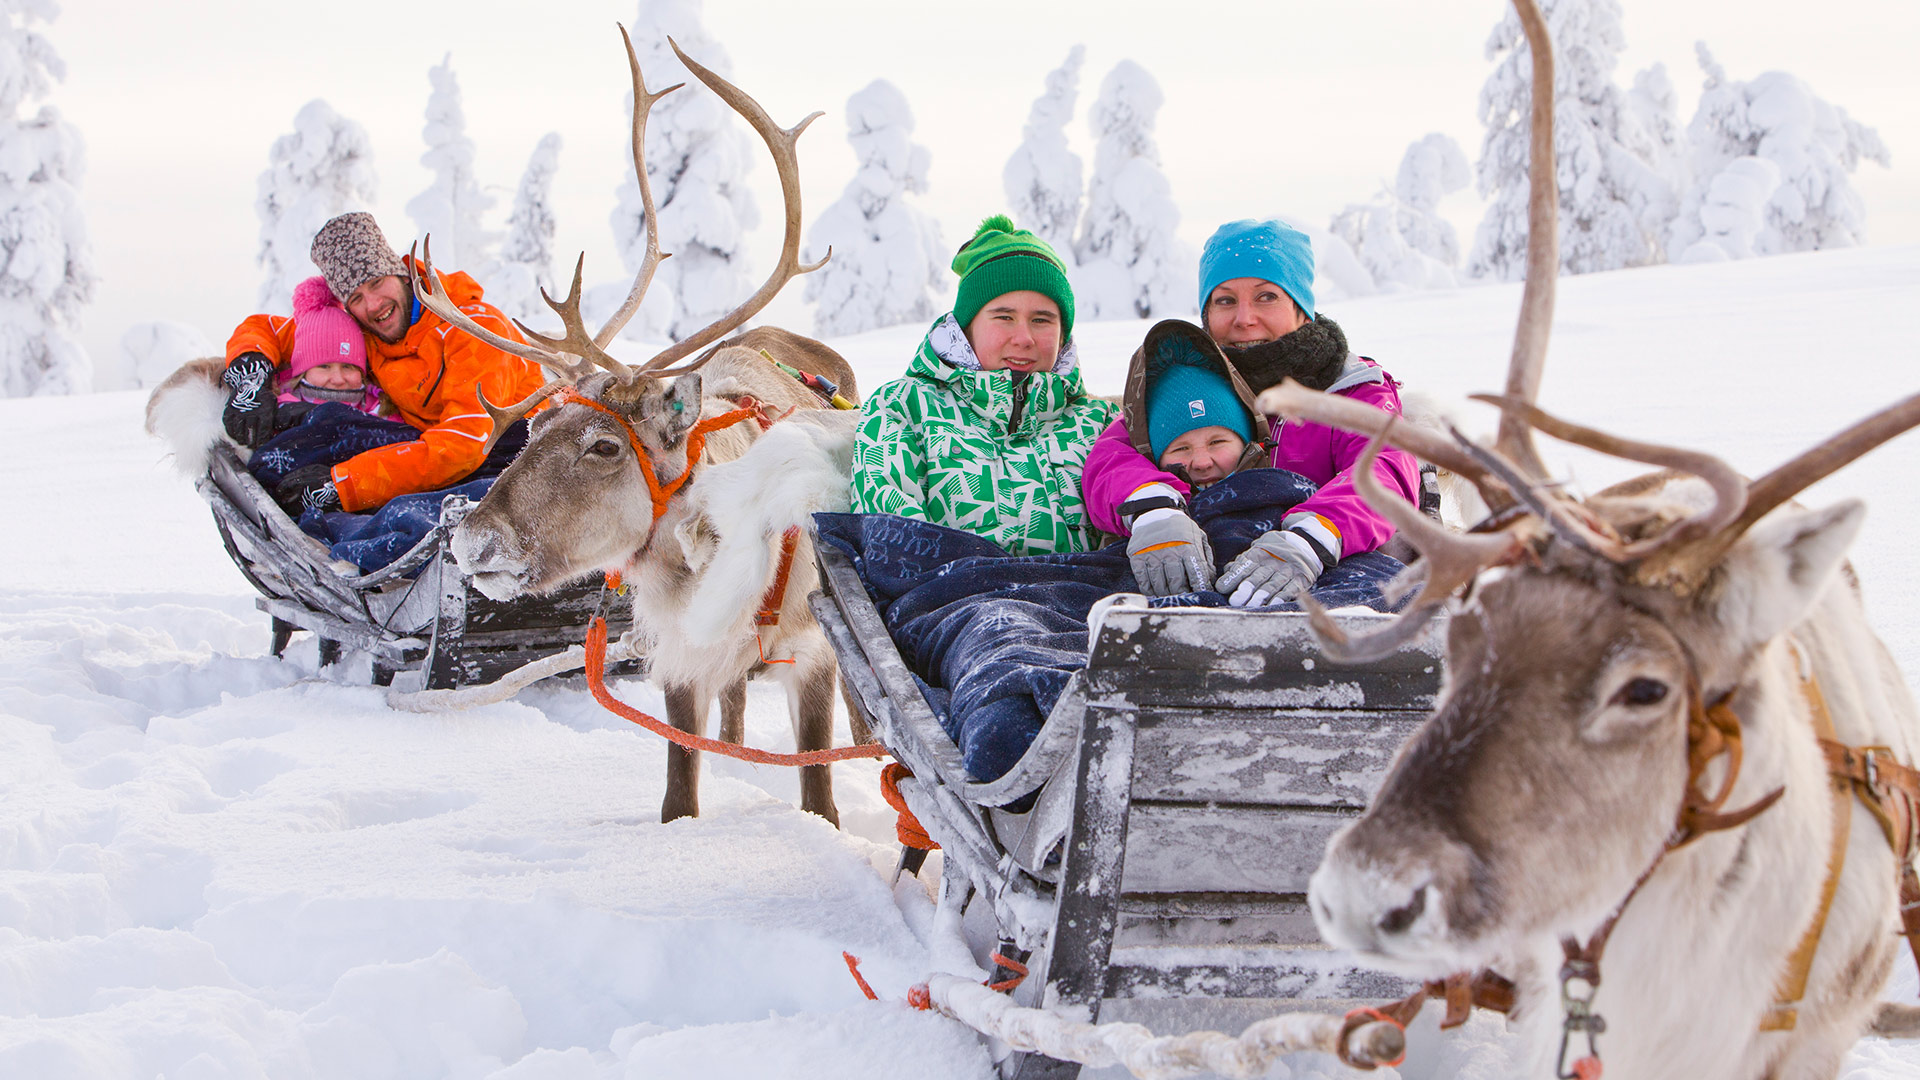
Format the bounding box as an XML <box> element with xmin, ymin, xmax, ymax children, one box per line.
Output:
<box><xmin>587</xmin><ymin>439</ymin><xmax>623</xmax><ymax>458</ymax></box>
<box><xmin>1613</xmin><ymin>678</ymin><xmax>1669</xmax><ymax>707</ymax></box>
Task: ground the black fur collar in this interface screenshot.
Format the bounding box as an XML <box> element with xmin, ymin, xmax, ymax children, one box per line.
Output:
<box><xmin>1219</xmin><ymin>316</ymin><xmax>1350</xmax><ymax>393</ymax></box>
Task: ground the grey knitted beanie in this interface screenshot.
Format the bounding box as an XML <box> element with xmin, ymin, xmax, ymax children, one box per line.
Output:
<box><xmin>310</xmin><ymin>212</ymin><xmax>407</xmax><ymax>302</ymax></box>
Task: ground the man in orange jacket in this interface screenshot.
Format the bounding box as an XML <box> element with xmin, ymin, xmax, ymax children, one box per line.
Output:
<box><xmin>222</xmin><ymin>212</ymin><xmax>548</xmax><ymax>513</ymax></box>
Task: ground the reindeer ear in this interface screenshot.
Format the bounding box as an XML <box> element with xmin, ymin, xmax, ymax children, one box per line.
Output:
<box><xmin>662</xmin><ymin>373</ymin><xmax>703</xmax><ymax>442</ymax></box>
<box><xmin>1702</xmin><ymin>499</ymin><xmax>1865</xmax><ymax>653</ymax></box>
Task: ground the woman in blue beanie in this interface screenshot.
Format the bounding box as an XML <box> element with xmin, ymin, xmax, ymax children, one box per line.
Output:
<box><xmin>1082</xmin><ymin>218</ymin><xmax>1423</xmax><ymax>604</ymax></box>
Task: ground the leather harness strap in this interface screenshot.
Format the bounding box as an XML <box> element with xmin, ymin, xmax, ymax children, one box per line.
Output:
<box><xmin>755</xmin><ymin>527</ymin><xmax>803</xmax><ymax>627</ymax></box>
<box><xmin>1761</xmin><ymin>668</ymin><xmax>1853</xmax><ymax>1031</ymax></box>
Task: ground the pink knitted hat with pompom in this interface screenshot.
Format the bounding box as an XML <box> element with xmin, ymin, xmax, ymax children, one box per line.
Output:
<box><xmin>287</xmin><ymin>275</ymin><xmax>369</xmax><ymax>382</ymax></box>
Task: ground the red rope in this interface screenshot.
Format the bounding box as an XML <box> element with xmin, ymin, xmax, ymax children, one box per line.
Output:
<box><xmin>842</xmin><ymin>952</ymin><xmax>879</xmax><ymax>1001</ymax></box>
<box><xmin>986</xmin><ymin>952</ymin><xmax>1029</xmax><ymax>993</ymax></box>
<box><xmin>880</xmin><ymin>763</ymin><xmax>940</xmax><ymax>850</ymax></box>
<box><xmin>584</xmin><ymin>617</ymin><xmax>888</xmax><ymax>766</ymax></box>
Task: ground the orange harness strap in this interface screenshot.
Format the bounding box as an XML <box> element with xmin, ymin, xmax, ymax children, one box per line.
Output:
<box><xmin>553</xmin><ymin>388</ymin><xmax>756</xmax><ymax>523</ymax></box>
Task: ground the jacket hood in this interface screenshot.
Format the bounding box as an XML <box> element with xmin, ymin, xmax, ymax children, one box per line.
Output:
<box><xmin>1120</xmin><ymin>320</ymin><xmax>1270</xmax><ymax>475</ymax></box>
<box><xmin>908</xmin><ymin>314</ymin><xmax>1092</xmax><ymax>435</ymax></box>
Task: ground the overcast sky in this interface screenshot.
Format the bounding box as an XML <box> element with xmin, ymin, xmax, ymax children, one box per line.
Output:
<box><xmin>54</xmin><ymin>0</ymin><xmax>1919</xmax><ymax>384</ymax></box>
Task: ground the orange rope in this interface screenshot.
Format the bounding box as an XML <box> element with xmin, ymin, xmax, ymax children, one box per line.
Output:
<box><xmin>554</xmin><ymin>389</ymin><xmax>755</xmax><ymax>523</ymax></box>
<box><xmin>880</xmin><ymin>763</ymin><xmax>939</xmax><ymax>850</ymax></box>
<box><xmin>986</xmin><ymin>952</ymin><xmax>1029</xmax><ymax>993</ymax></box>
<box><xmin>584</xmin><ymin>617</ymin><xmax>888</xmax><ymax>766</ymax></box>
<box><xmin>843</xmin><ymin>952</ymin><xmax>879</xmax><ymax>1001</ymax></box>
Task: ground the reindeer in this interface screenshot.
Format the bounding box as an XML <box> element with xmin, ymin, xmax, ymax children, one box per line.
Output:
<box><xmin>423</xmin><ymin>30</ymin><xmax>864</xmax><ymax>826</ymax></box>
<box><xmin>1255</xmin><ymin>3</ymin><xmax>1920</xmax><ymax>1077</ymax></box>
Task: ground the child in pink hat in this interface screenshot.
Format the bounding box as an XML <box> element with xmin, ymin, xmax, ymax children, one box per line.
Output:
<box><xmin>279</xmin><ymin>275</ymin><xmax>381</xmax><ymax>413</ymax></box>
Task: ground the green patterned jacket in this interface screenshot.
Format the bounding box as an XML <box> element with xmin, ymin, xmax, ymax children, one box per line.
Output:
<box><xmin>851</xmin><ymin>315</ymin><xmax>1119</xmax><ymax>556</ymax></box>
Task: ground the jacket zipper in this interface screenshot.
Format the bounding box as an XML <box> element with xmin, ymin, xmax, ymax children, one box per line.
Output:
<box><xmin>1006</xmin><ymin>371</ymin><xmax>1029</xmax><ymax>435</ymax></box>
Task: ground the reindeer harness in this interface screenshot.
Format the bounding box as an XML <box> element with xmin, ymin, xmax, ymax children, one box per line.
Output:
<box><xmin>1387</xmin><ymin>631</ymin><xmax>1920</xmax><ymax>1079</ymax></box>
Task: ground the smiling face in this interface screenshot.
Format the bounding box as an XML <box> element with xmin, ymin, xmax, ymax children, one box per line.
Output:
<box><xmin>345</xmin><ymin>275</ymin><xmax>413</xmax><ymax>344</ymax></box>
<box><xmin>964</xmin><ymin>291</ymin><xmax>1062</xmax><ymax>373</ymax></box>
<box><xmin>1205</xmin><ymin>277</ymin><xmax>1307</xmax><ymax>346</ymax></box>
<box><xmin>1158</xmin><ymin>425</ymin><xmax>1246</xmax><ymax>487</ymax></box>
<box><xmin>300</xmin><ymin>361</ymin><xmax>365</xmax><ymax>391</ymax></box>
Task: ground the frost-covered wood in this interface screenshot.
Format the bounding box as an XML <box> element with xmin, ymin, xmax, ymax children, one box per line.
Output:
<box><xmin>255</xmin><ymin>100</ymin><xmax>376</xmax><ymax>313</ymax></box>
<box><xmin>490</xmin><ymin>132</ymin><xmax>563</xmax><ymax>326</ymax></box>
<box><xmin>0</xmin><ymin>0</ymin><xmax>94</xmax><ymax>397</ymax></box>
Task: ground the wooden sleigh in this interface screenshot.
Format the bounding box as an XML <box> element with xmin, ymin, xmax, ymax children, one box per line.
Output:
<box><xmin>197</xmin><ymin>442</ymin><xmax>637</xmax><ymax>691</ymax></box>
<box><xmin>811</xmin><ymin>542</ymin><xmax>1443</xmax><ymax>1079</ymax></box>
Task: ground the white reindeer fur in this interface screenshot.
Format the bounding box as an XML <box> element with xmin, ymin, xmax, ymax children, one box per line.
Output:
<box><xmin>143</xmin><ymin>357</ymin><xmax>237</xmax><ymax>476</ymax></box>
<box><xmin>676</xmin><ymin>414</ymin><xmax>855</xmax><ymax>649</ymax></box>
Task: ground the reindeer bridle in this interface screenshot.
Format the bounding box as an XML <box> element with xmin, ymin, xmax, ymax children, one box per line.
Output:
<box><xmin>548</xmin><ymin>387</ymin><xmax>758</xmax><ymax>525</ymax></box>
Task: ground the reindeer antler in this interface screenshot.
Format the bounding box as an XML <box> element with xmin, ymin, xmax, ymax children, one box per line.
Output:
<box><xmin>593</xmin><ymin>23</ymin><xmax>680</xmax><ymax>349</ymax></box>
<box><xmin>410</xmin><ymin>238</ymin><xmax>595</xmax><ymax>385</ymax></box>
<box><xmin>1494</xmin><ymin>0</ymin><xmax>1558</xmax><ymax>481</ymax></box>
<box><xmin>633</xmin><ymin>36</ymin><xmax>829</xmax><ymax>376</ymax></box>
<box><xmin>1299</xmin><ymin>426</ymin><xmax>1536</xmax><ymax>664</ymax></box>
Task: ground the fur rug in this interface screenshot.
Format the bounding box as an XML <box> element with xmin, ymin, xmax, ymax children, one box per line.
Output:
<box><xmin>143</xmin><ymin>357</ymin><xmax>236</xmax><ymax>476</ymax></box>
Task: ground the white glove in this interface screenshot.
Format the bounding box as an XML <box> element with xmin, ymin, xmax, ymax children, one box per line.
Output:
<box><xmin>1217</xmin><ymin>529</ymin><xmax>1324</xmax><ymax>608</ymax></box>
<box><xmin>1126</xmin><ymin>507</ymin><xmax>1215</xmax><ymax>596</ymax></box>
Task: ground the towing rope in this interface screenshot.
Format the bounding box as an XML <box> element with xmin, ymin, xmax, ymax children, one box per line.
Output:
<box><xmin>880</xmin><ymin>763</ymin><xmax>939</xmax><ymax>851</ymax></box>
<box><xmin>583</xmin><ymin>616</ymin><xmax>887</xmax><ymax>766</ymax></box>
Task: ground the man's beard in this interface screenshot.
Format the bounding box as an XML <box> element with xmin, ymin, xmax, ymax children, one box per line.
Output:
<box><xmin>372</xmin><ymin>281</ymin><xmax>415</xmax><ymax>344</ymax></box>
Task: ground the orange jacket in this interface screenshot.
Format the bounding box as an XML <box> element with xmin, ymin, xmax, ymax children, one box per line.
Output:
<box><xmin>227</xmin><ymin>262</ymin><xmax>546</xmax><ymax>512</ymax></box>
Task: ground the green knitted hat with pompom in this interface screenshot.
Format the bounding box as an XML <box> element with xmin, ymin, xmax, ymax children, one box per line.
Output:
<box><xmin>951</xmin><ymin>214</ymin><xmax>1075</xmax><ymax>340</ymax></box>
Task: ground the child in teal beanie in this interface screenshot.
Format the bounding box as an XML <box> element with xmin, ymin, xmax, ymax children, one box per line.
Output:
<box><xmin>1145</xmin><ymin>342</ymin><xmax>1255</xmax><ymax>490</ymax></box>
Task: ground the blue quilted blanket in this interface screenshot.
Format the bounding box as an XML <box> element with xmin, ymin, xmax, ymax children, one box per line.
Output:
<box><xmin>814</xmin><ymin>469</ymin><xmax>1404</xmax><ymax>784</ymax></box>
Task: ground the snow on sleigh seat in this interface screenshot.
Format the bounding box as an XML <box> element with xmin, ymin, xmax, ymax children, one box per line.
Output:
<box><xmin>812</xmin><ymin>539</ymin><xmax>1443</xmax><ymax>1079</ymax></box>
<box><xmin>198</xmin><ymin>442</ymin><xmax>637</xmax><ymax>690</ymax></box>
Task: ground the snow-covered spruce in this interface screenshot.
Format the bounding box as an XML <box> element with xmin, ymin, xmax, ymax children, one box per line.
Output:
<box><xmin>405</xmin><ymin>54</ymin><xmax>497</xmax><ymax>286</ymax></box>
<box><xmin>1002</xmin><ymin>45</ymin><xmax>1086</xmax><ymax>263</ymax></box>
<box><xmin>1329</xmin><ymin>134</ymin><xmax>1470</xmax><ymax>293</ymax></box>
<box><xmin>121</xmin><ymin>321</ymin><xmax>215</xmax><ymax>390</ymax></box>
<box><xmin>608</xmin><ymin>0</ymin><xmax>758</xmax><ymax>342</ymax></box>
<box><xmin>1074</xmin><ymin>59</ymin><xmax>1192</xmax><ymax>320</ymax></box>
<box><xmin>489</xmin><ymin>132</ymin><xmax>564</xmax><ymax>327</ymax></box>
<box><xmin>0</xmin><ymin>0</ymin><xmax>94</xmax><ymax>397</ymax></box>
<box><xmin>254</xmin><ymin>99</ymin><xmax>377</xmax><ymax>314</ymax></box>
<box><xmin>802</xmin><ymin>80</ymin><xmax>945</xmax><ymax>338</ymax></box>
<box><xmin>1468</xmin><ymin>0</ymin><xmax>1680</xmax><ymax>280</ymax></box>
<box><xmin>1669</xmin><ymin>43</ymin><xmax>1891</xmax><ymax>263</ymax></box>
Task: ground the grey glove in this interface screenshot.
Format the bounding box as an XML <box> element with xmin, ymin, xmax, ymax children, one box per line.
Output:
<box><xmin>1217</xmin><ymin>529</ymin><xmax>1324</xmax><ymax>608</ymax></box>
<box><xmin>221</xmin><ymin>351</ymin><xmax>278</xmax><ymax>447</ymax></box>
<box><xmin>1126</xmin><ymin>507</ymin><xmax>1215</xmax><ymax>596</ymax></box>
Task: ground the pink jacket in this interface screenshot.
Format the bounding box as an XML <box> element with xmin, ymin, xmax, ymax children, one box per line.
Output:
<box><xmin>1082</xmin><ymin>356</ymin><xmax>1421</xmax><ymax>561</ymax></box>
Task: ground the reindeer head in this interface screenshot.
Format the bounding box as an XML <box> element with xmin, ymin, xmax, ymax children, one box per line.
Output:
<box><xmin>428</xmin><ymin>28</ymin><xmax>825</xmax><ymax>600</ymax></box>
<box><xmin>1261</xmin><ymin>0</ymin><xmax>1920</xmax><ymax>979</ymax></box>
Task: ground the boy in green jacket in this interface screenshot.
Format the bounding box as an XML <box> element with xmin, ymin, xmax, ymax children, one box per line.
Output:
<box><xmin>851</xmin><ymin>215</ymin><xmax>1117</xmax><ymax>556</ymax></box>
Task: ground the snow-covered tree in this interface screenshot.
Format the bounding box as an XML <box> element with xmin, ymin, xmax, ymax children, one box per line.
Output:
<box><xmin>1669</xmin><ymin>43</ymin><xmax>1890</xmax><ymax>262</ymax></box>
<box><xmin>1467</xmin><ymin>0</ymin><xmax>1678</xmax><ymax>280</ymax></box>
<box><xmin>256</xmin><ymin>100</ymin><xmax>377</xmax><ymax>314</ymax></box>
<box><xmin>1074</xmin><ymin>60</ymin><xmax>1192</xmax><ymax>320</ymax></box>
<box><xmin>120</xmin><ymin>321</ymin><xmax>214</xmax><ymax>389</ymax></box>
<box><xmin>1393</xmin><ymin>133</ymin><xmax>1471</xmax><ymax>266</ymax></box>
<box><xmin>489</xmin><ymin>132</ymin><xmax>563</xmax><ymax>326</ymax></box>
<box><xmin>406</xmin><ymin>55</ymin><xmax>495</xmax><ymax>283</ymax></box>
<box><xmin>0</xmin><ymin>0</ymin><xmax>94</xmax><ymax>397</ymax></box>
<box><xmin>802</xmin><ymin>80</ymin><xmax>944</xmax><ymax>337</ymax></box>
<box><xmin>609</xmin><ymin>0</ymin><xmax>758</xmax><ymax>342</ymax></box>
<box><xmin>1003</xmin><ymin>45</ymin><xmax>1085</xmax><ymax>260</ymax></box>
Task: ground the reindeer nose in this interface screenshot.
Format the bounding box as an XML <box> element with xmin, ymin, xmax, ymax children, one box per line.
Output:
<box><xmin>1377</xmin><ymin>883</ymin><xmax>1429</xmax><ymax>936</ymax></box>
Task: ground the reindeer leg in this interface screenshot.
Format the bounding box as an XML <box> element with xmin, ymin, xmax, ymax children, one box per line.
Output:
<box><xmin>793</xmin><ymin>659</ymin><xmax>840</xmax><ymax>828</ymax></box>
<box><xmin>661</xmin><ymin>682</ymin><xmax>712</xmax><ymax>823</ymax></box>
<box><xmin>840</xmin><ymin>671</ymin><xmax>874</xmax><ymax>746</ymax></box>
<box><xmin>719</xmin><ymin>678</ymin><xmax>747</xmax><ymax>745</ymax></box>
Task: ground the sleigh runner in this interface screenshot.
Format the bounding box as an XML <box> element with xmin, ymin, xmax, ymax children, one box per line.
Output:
<box><xmin>812</xmin><ymin>540</ymin><xmax>1441</xmax><ymax>1078</ymax></box>
<box><xmin>198</xmin><ymin>440</ymin><xmax>636</xmax><ymax>690</ymax></box>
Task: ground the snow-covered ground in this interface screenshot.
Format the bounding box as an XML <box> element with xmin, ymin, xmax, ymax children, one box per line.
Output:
<box><xmin>2</xmin><ymin>246</ymin><xmax>1918</xmax><ymax>1078</ymax></box>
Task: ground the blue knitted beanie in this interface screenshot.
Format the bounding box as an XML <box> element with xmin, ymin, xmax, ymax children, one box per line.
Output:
<box><xmin>1147</xmin><ymin>362</ymin><xmax>1254</xmax><ymax>462</ymax></box>
<box><xmin>1197</xmin><ymin>219</ymin><xmax>1316</xmax><ymax>322</ymax></box>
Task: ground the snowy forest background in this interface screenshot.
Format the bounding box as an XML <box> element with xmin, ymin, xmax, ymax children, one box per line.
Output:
<box><xmin>6</xmin><ymin>0</ymin><xmax>1916</xmax><ymax>393</ymax></box>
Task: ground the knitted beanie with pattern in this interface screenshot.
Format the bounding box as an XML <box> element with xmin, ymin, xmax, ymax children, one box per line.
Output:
<box><xmin>310</xmin><ymin>212</ymin><xmax>407</xmax><ymax>303</ymax></box>
<box><xmin>951</xmin><ymin>214</ymin><xmax>1076</xmax><ymax>339</ymax></box>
